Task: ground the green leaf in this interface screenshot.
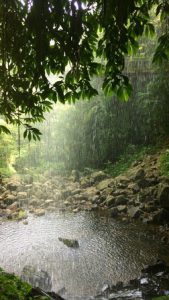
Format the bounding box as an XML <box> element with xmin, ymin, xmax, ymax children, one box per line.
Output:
<box><xmin>0</xmin><ymin>125</ymin><xmax>11</xmax><ymax>135</ymax></box>
<box><xmin>23</xmin><ymin>130</ymin><xmax>27</xmax><ymax>139</ymax></box>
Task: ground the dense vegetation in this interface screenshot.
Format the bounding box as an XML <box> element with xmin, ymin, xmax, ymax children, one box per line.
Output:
<box><xmin>1</xmin><ymin>0</ymin><xmax>169</xmax><ymax>139</ymax></box>
<box><xmin>0</xmin><ymin>268</ymin><xmax>51</xmax><ymax>300</ymax></box>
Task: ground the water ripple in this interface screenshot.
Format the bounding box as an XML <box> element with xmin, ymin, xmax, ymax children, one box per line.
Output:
<box><xmin>0</xmin><ymin>211</ymin><xmax>167</xmax><ymax>299</ymax></box>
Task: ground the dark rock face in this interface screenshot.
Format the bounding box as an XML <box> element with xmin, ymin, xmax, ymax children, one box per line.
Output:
<box><xmin>31</xmin><ymin>288</ymin><xmax>65</xmax><ymax>300</ymax></box>
<box><xmin>21</xmin><ymin>265</ymin><xmax>52</xmax><ymax>291</ymax></box>
<box><xmin>158</xmin><ymin>184</ymin><xmax>169</xmax><ymax>209</ymax></box>
<box><xmin>110</xmin><ymin>207</ymin><xmax>118</xmax><ymax>218</ymax></box>
<box><xmin>115</xmin><ymin>195</ymin><xmax>128</xmax><ymax>206</ymax></box>
<box><xmin>152</xmin><ymin>208</ymin><xmax>169</xmax><ymax>224</ymax></box>
<box><xmin>95</xmin><ymin>260</ymin><xmax>169</xmax><ymax>300</ymax></box>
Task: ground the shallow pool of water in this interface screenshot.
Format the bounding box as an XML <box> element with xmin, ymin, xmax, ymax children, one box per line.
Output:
<box><xmin>0</xmin><ymin>211</ymin><xmax>168</xmax><ymax>299</ymax></box>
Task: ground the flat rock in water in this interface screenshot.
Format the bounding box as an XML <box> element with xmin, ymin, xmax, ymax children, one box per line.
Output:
<box><xmin>34</xmin><ymin>209</ymin><xmax>45</xmax><ymax>216</ymax></box>
<box><xmin>58</xmin><ymin>237</ymin><xmax>79</xmax><ymax>248</ymax></box>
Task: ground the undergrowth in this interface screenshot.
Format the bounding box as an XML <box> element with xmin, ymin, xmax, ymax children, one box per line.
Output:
<box><xmin>104</xmin><ymin>145</ymin><xmax>156</xmax><ymax>177</ymax></box>
<box><xmin>152</xmin><ymin>297</ymin><xmax>169</xmax><ymax>300</ymax></box>
<box><xmin>0</xmin><ymin>268</ymin><xmax>50</xmax><ymax>300</ymax></box>
<box><xmin>160</xmin><ymin>149</ymin><xmax>169</xmax><ymax>178</ymax></box>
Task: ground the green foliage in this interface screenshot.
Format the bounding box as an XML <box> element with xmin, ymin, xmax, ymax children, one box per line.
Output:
<box><xmin>0</xmin><ymin>122</ymin><xmax>17</xmax><ymax>176</ymax></box>
<box><xmin>0</xmin><ymin>268</ymin><xmax>31</xmax><ymax>300</ymax></box>
<box><xmin>0</xmin><ymin>0</ymin><xmax>168</xmax><ymax>131</ymax></box>
<box><xmin>152</xmin><ymin>297</ymin><xmax>169</xmax><ymax>300</ymax></box>
<box><xmin>160</xmin><ymin>149</ymin><xmax>169</xmax><ymax>178</ymax></box>
<box><xmin>104</xmin><ymin>145</ymin><xmax>154</xmax><ymax>177</ymax></box>
<box><xmin>0</xmin><ymin>268</ymin><xmax>50</xmax><ymax>300</ymax></box>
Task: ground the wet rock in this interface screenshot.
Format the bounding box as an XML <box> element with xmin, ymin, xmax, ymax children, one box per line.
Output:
<box><xmin>110</xmin><ymin>207</ymin><xmax>118</xmax><ymax>218</ymax></box>
<box><xmin>29</xmin><ymin>199</ymin><xmax>39</xmax><ymax>207</ymax></box>
<box><xmin>45</xmin><ymin>199</ymin><xmax>54</xmax><ymax>205</ymax></box>
<box><xmin>72</xmin><ymin>208</ymin><xmax>80</xmax><ymax>213</ymax></box>
<box><xmin>91</xmin><ymin>204</ymin><xmax>98</xmax><ymax>210</ymax></box>
<box><xmin>106</xmin><ymin>196</ymin><xmax>115</xmax><ymax>207</ymax></box>
<box><xmin>7</xmin><ymin>201</ymin><xmax>18</xmax><ymax>211</ymax></box>
<box><xmin>152</xmin><ymin>208</ymin><xmax>169</xmax><ymax>224</ymax></box>
<box><xmin>143</xmin><ymin>204</ymin><xmax>157</xmax><ymax>213</ymax></box>
<box><xmin>54</xmin><ymin>191</ymin><xmax>62</xmax><ymax>201</ymax></box>
<box><xmin>115</xmin><ymin>175</ymin><xmax>130</xmax><ymax>184</ymax></box>
<box><xmin>71</xmin><ymin>189</ymin><xmax>83</xmax><ymax>196</ymax></box>
<box><xmin>5</xmin><ymin>209</ymin><xmax>12</xmax><ymax>218</ymax></box>
<box><xmin>34</xmin><ymin>209</ymin><xmax>45</xmax><ymax>217</ymax></box>
<box><xmin>128</xmin><ymin>206</ymin><xmax>142</xmax><ymax>219</ymax></box>
<box><xmin>21</xmin><ymin>266</ymin><xmax>52</xmax><ymax>291</ymax></box>
<box><xmin>11</xmin><ymin>212</ymin><xmax>18</xmax><ymax>219</ymax></box>
<box><xmin>129</xmin><ymin>183</ymin><xmax>140</xmax><ymax>193</ymax></box>
<box><xmin>115</xmin><ymin>195</ymin><xmax>128</xmax><ymax>206</ymax></box>
<box><xmin>58</xmin><ymin>237</ymin><xmax>79</xmax><ymax>248</ymax></box>
<box><xmin>92</xmin><ymin>195</ymin><xmax>100</xmax><ymax>204</ymax></box>
<box><xmin>64</xmin><ymin>200</ymin><xmax>70</xmax><ymax>206</ymax></box>
<box><xmin>81</xmin><ymin>199</ymin><xmax>86</xmax><ymax>204</ymax></box>
<box><xmin>4</xmin><ymin>194</ymin><xmax>17</xmax><ymax>205</ymax></box>
<box><xmin>137</xmin><ymin>178</ymin><xmax>152</xmax><ymax>188</ymax></box>
<box><xmin>91</xmin><ymin>171</ymin><xmax>108</xmax><ymax>183</ymax></box>
<box><xmin>109</xmin><ymin>289</ymin><xmax>142</xmax><ymax>299</ymax></box>
<box><xmin>117</xmin><ymin>205</ymin><xmax>127</xmax><ymax>213</ymax></box>
<box><xmin>23</xmin><ymin>220</ymin><xmax>28</xmax><ymax>225</ymax></box>
<box><xmin>101</xmin><ymin>283</ymin><xmax>110</xmax><ymax>294</ymax></box>
<box><xmin>134</xmin><ymin>168</ymin><xmax>145</xmax><ymax>180</ymax></box>
<box><xmin>158</xmin><ymin>184</ymin><xmax>169</xmax><ymax>208</ymax></box>
<box><xmin>142</xmin><ymin>260</ymin><xmax>167</xmax><ymax>274</ymax></box>
<box><xmin>74</xmin><ymin>194</ymin><xmax>88</xmax><ymax>201</ymax></box>
<box><xmin>7</xmin><ymin>181</ymin><xmax>21</xmax><ymax>191</ymax></box>
<box><xmin>62</xmin><ymin>190</ymin><xmax>72</xmax><ymax>199</ymax></box>
<box><xmin>17</xmin><ymin>191</ymin><xmax>27</xmax><ymax>199</ymax></box>
<box><xmin>96</xmin><ymin>179</ymin><xmax>114</xmax><ymax>191</ymax></box>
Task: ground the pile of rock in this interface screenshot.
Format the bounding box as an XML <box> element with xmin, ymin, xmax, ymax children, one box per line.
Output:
<box><xmin>0</xmin><ymin>178</ymin><xmax>28</xmax><ymax>221</ymax></box>
<box><xmin>1</xmin><ymin>152</ymin><xmax>169</xmax><ymax>238</ymax></box>
<box><xmin>88</xmin><ymin>154</ymin><xmax>169</xmax><ymax>229</ymax></box>
<box><xmin>94</xmin><ymin>260</ymin><xmax>169</xmax><ymax>300</ymax></box>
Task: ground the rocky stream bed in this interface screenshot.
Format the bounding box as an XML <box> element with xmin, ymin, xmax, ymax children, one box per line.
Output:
<box><xmin>1</xmin><ymin>152</ymin><xmax>169</xmax><ymax>299</ymax></box>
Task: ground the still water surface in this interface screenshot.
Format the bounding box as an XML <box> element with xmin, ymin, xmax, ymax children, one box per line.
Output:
<box><xmin>0</xmin><ymin>211</ymin><xmax>168</xmax><ymax>299</ymax></box>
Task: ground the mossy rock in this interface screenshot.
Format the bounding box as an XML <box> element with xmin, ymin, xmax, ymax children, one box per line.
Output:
<box><xmin>58</xmin><ymin>237</ymin><xmax>79</xmax><ymax>248</ymax></box>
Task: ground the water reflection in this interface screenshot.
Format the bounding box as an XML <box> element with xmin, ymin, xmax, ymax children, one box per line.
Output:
<box><xmin>0</xmin><ymin>211</ymin><xmax>167</xmax><ymax>299</ymax></box>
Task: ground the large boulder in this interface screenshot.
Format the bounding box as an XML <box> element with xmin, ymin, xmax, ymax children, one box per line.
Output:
<box><xmin>7</xmin><ymin>181</ymin><xmax>21</xmax><ymax>191</ymax></box>
<box><xmin>158</xmin><ymin>184</ymin><xmax>169</xmax><ymax>209</ymax></box>
<box><xmin>128</xmin><ymin>206</ymin><xmax>142</xmax><ymax>219</ymax></box>
<box><xmin>106</xmin><ymin>195</ymin><xmax>115</xmax><ymax>207</ymax></box>
<box><xmin>17</xmin><ymin>191</ymin><xmax>27</xmax><ymax>199</ymax></box>
<box><xmin>91</xmin><ymin>171</ymin><xmax>108</xmax><ymax>183</ymax></box>
<box><xmin>21</xmin><ymin>266</ymin><xmax>52</xmax><ymax>291</ymax></box>
<box><xmin>96</xmin><ymin>178</ymin><xmax>114</xmax><ymax>191</ymax></box>
<box><xmin>134</xmin><ymin>168</ymin><xmax>145</xmax><ymax>181</ymax></box>
<box><xmin>34</xmin><ymin>209</ymin><xmax>45</xmax><ymax>216</ymax></box>
<box><xmin>115</xmin><ymin>195</ymin><xmax>128</xmax><ymax>206</ymax></box>
<box><xmin>3</xmin><ymin>194</ymin><xmax>17</xmax><ymax>205</ymax></box>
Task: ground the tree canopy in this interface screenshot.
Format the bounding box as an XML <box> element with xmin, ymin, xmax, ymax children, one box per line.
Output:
<box><xmin>0</xmin><ymin>0</ymin><xmax>169</xmax><ymax>138</ymax></box>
